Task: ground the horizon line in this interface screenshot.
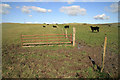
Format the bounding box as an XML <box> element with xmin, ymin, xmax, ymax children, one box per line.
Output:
<box><xmin>1</xmin><ymin>22</ymin><xmax>119</xmax><ymax>24</ymax></box>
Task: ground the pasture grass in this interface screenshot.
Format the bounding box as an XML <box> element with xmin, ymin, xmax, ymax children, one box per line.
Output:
<box><xmin>2</xmin><ymin>23</ymin><xmax>118</xmax><ymax>52</ymax></box>
<box><xmin>2</xmin><ymin>23</ymin><xmax>118</xmax><ymax>78</ymax></box>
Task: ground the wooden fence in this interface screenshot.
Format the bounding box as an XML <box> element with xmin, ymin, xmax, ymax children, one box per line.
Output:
<box><xmin>21</xmin><ymin>27</ymin><xmax>75</xmax><ymax>47</ymax></box>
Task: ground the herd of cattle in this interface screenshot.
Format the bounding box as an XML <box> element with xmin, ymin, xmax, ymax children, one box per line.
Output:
<box><xmin>43</xmin><ymin>25</ymin><xmax>69</xmax><ymax>29</ymax></box>
<box><xmin>42</xmin><ymin>24</ymin><xmax>99</xmax><ymax>32</ymax></box>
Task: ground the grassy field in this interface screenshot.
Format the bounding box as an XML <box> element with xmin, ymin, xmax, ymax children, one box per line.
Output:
<box><xmin>2</xmin><ymin>23</ymin><xmax>119</xmax><ymax>78</ymax></box>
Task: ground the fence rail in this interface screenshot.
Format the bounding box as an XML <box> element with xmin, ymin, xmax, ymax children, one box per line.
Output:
<box><xmin>23</xmin><ymin>42</ymin><xmax>71</xmax><ymax>45</ymax></box>
<box><xmin>22</xmin><ymin>34</ymin><xmax>72</xmax><ymax>37</ymax></box>
<box><xmin>21</xmin><ymin>27</ymin><xmax>75</xmax><ymax>47</ymax></box>
<box><xmin>21</xmin><ymin>34</ymin><xmax>73</xmax><ymax>47</ymax></box>
<box><xmin>22</xmin><ymin>39</ymin><xmax>70</xmax><ymax>42</ymax></box>
<box><xmin>21</xmin><ymin>36</ymin><xmax>66</xmax><ymax>39</ymax></box>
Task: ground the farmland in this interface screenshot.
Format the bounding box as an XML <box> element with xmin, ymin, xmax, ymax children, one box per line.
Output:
<box><xmin>2</xmin><ymin>23</ymin><xmax>119</xmax><ymax>78</ymax></box>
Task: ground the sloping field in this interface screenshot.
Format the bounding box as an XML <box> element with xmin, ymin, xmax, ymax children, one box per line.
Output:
<box><xmin>2</xmin><ymin>23</ymin><xmax>119</xmax><ymax>78</ymax></box>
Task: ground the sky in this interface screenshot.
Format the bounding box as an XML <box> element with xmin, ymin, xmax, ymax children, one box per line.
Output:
<box><xmin>0</xmin><ymin>2</ymin><xmax>119</xmax><ymax>24</ymax></box>
<box><xmin>1</xmin><ymin>0</ymin><xmax>120</xmax><ymax>2</ymax></box>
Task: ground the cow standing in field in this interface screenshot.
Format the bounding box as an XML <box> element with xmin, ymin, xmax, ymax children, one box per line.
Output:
<box><xmin>43</xmin><ymin>26</ymin><xmax>46</xmax><ymax>27</ymax></box>
<box><xmin>64</xmin><ymin>25</ymin><xmax>69</xmax><ymax>29</ymax></box>
<box><xmin>53</xmin><ymin>25</ymin><xmax>57</xmax><ymax>28</ymax></box>
<box><xmin>90</xmin><ymin>26</ymin><xmax>99</xmax><ymax>32</ymax></box>
<box><xmin>108</xmin><ymin>24</ymin><xmax>111</xmax><ymax>27</ymax></box>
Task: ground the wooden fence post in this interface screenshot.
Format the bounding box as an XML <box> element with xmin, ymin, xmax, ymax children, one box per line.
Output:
<box><xmin>65</xmin><ymin>29</ymin><xmax>68</xmax><ymax>38</ymax></box>
<box><xmin>73</xmin><ymin>27</ymin><xmax>76</xmax><ymax>46</ymax></box>
<box><xmin>21</xmin><ymin>34</ymin><xmax>23</xmax><ymax>47</ymax></box>
<box><xmin>101</xmin><ymin>36</ymin><xmax>107</xmax><ymax>72</ymax></box>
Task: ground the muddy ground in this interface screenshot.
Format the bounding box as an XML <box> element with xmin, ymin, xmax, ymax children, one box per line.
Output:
<box><xmin>2</xmin><ymin>42</ymin><xmax>119</xmax><ymax>78</ymax></box>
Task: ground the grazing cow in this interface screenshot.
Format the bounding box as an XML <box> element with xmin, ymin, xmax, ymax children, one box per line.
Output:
<box><xmin>47</xmin><ymin>24</ymin><xmax>49</xmax><ymax>25</ymax></box>
<box><xmin>43</xmin><ymin>26</ymin><xmax>46</xmax><ymax>27</ymax></box>
<box><xmin>90</xmin><ymin>26</ymin><xmax>99</xmax><ymax>32</ymax></box>
<box><xmin>53</xmin><ymin>25</ymin><xmax>57</xmax><ymax>28</ymax></box>
<box><xmin>83</xmin><ymin>23</ymin><xmax>87</xmax><ymax>25</ymax></box>
<box><xmin>108</xmin><ymin>24</ymin><xmax>111</xmax><ymax>27</ymax></box>
<box><xmin>64</xmin><ymin>25</ymin><xmax>69</xmax><ymax>28</ymax></box>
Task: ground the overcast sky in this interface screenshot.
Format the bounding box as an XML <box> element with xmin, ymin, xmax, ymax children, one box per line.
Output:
<box><xmin>0</xmin><ymin>2</ymin><xmax>119</xmax><ymax>24</ymax></box>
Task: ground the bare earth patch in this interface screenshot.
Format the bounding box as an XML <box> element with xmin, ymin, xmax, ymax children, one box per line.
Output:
<box><xmin>2</xmin><ymin>42</ymin><xmax>118</xmax><ymax>78</ymax></box>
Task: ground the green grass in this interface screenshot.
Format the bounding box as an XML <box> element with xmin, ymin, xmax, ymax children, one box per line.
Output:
<box><xmin>2</xmin><ymin>23</ymin><xmax>118</xmax><ymax>78</ymax></box>
<box><xmin>2</xmin><ymin>23</ymin><xmax>118</xmax><ymax>51</ymax></box>
<box><xmin>83</xmin><ymin>67</ymin><xmax>110</xmax><ymax>78</ymax></box>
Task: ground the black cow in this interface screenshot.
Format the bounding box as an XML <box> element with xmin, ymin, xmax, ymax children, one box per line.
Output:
<box><xmin>108</xmin><ymin>24</ymin><xmax>111</xmax><ymax>27</ymax></box>
<box><xmin>90</xmin><ymin>26</ymin><xmax>99</xmax><ymax>32</ymax></box>
<box><xmin>64</xmin><ymin>25</ymin><xmax>69</xmax><ymax>28</ymax></box>
<box><xmin>43</xmin><ymin>26</ymin><xmax>46</xmax><ymax>27</ymax></box>
<box><xmin>47</xmin><ymin>24</ymin><xmax>49</xmax><ymax>25</ymax></box>
<box><xmin>53</xmin><ymin>25</ymin><xmax>57</xmax><ymax>28</ymax></box>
